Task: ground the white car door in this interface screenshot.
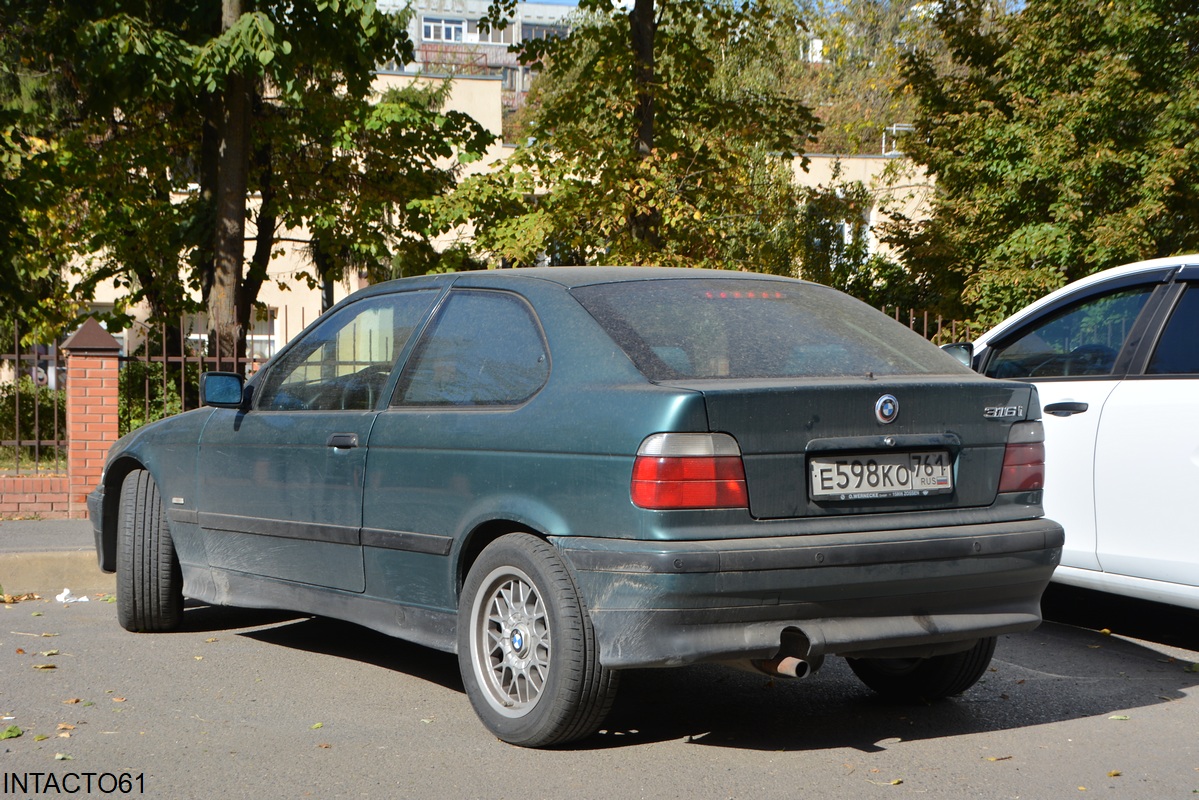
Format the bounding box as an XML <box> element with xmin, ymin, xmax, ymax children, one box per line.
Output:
<box><xmin>980</xmin><ymin>284</ymin><xmax>1160</xmax><ymax>574</ymax></box>
<box><xmin>1093</xmin><ymin>282</ymin><xmax>1199</xmax><ymax>587</ymax></box>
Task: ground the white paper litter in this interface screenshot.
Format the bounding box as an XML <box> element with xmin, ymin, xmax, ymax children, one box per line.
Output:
<box><xmin>55</xmin><ymin>588</ymin><xmax>89</xmax><ymax>604</ymax></box>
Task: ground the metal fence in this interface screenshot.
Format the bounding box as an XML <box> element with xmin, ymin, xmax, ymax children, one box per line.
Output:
<box><xmin>118</xmin><ymin>321</ymin><xmax>272</xmax><ymax>436</ymax></box>
<box><xmin>0</xmin><ymin>322</ymin><xmax>67</xmax><ymax>475</ymax></box>
<box><xmin>883</xmin><ymin>307</ymin><xmax>974</xmax><ymax>344</ymax></box>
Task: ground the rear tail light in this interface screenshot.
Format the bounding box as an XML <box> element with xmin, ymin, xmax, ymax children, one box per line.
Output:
<box><xmin>999</xmin><ymin>421</ymin><xmax>1045</xmax><ymax>493</ymax></box>
<box><xmin>631</xmin><ymin>433</ymin><xmax>749</xmax><ymax>510</ymax></box>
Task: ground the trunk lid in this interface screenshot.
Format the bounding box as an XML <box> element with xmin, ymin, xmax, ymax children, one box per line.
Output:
<box><xmin>662</xmin><ymin>375</ymin><xmax>1037</xmax><ymax>519</ymax></box>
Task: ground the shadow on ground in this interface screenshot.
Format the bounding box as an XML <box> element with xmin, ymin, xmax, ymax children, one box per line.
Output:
<box><xmin>1041</xmin><ymin>583</ymin><xmax>1199</xmax><ymax>651</ymax></box>
<box><xmin>173</xmin><ymin>586</ymin><xmax>1199</xmax><ymax>753</ymax></box>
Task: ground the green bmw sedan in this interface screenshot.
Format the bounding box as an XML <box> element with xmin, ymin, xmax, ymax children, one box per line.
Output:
<box><xmin>89</xmin><ymin>267</ymin><xmax>1063</xmax><ymax>746</ymax></box>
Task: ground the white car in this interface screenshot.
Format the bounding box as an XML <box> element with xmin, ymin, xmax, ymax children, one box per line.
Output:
<box><xmin>963</xmin><ymin>255</ymin><xmax>1199</xmax><ymax>609</ymax></box>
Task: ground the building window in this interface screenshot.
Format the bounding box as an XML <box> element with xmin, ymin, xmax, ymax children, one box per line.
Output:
<box><xmin>423</xmin><ymin>17</ymin><xmax>465</xmax><ymax>42</ymax></box>
<box><xmin>466</xmin><ymin>19</ymin><xmax>513</xmax><ymax>44</ymax></box>
<box><xmin>520</xmin><ymin>23</ymin><xmax>568</xmax><ymax>43</ymax></box>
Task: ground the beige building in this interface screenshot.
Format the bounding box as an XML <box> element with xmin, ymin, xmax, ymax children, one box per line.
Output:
<box><xmin>379</xmin><ymin>0</ymin><xmax>575</xmax><ymax>111</ymax></box>
<box><xmin>798</xmin><ymin>152</ymin><xmax>933</xmax><ymax>263</ymax></box>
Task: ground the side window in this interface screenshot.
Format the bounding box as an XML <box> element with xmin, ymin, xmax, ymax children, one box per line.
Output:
<box><xmin>984</xmin><ymin>286</ymin><xmax>1154</xmax><ymax>379</ymax></box>
<box><xmin>1146</xmin><ymin>284</ymin><xmax>1199</xmax><ymax>375</ymax></box>
<box><xmin>256</xmin><ymin>291</ymin><xmax>436</xmax><ymax>411</ymax></box>
<box><xmin>395</xmin><ymin>290</ymin><xmax>549</xmax><ymax>407</ymax></box>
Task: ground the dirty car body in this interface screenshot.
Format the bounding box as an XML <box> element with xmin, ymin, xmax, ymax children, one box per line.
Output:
<box><xmin>90</xmin><ymin>267</ymin><xmax>1063</xmax><ymax>746</ymax></box>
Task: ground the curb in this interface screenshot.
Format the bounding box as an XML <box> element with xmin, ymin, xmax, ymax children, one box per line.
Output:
<box><xmin>0</xmin><ymin>551</ymin><xmax>116</xmax><ymax>595</ymax></box>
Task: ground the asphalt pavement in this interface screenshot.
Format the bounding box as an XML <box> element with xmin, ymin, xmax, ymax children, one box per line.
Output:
<box><xmin>0</xmin><ymin>519</ymin><xmax>112</xmax><ymax>596</ymax></box>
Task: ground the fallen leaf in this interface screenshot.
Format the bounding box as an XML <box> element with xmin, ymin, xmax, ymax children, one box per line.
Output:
<box><xmin>194</xmin><ymin>656</ymin><xmax>203</xmax><ymax>661</ymax></box>
<box><xmin>317</xmin><ymin>743</ymin><xmax>332</xmax><ymax>749</ymax></box>
<box><xmin>421</xmin><ymin>718</ymin><xmax>435</xmax><ymax>724</ymax></box>
<box><xmin>1184</xmin><ymin>663</ymin><xmax>1199</xmax><ymax>673</ymax></box>
<box><xmin>205</xmin><ymin>637</ymin><xmax>218</xmax><ymax>643</ymax></box>
<box><xmin>1108</xmin><ymin>770</ymin><xmax>1122</xmax><ymax>777</ymax></box>
<box><xmin>1108</xmin><ymin>715</ymin><xmax>1130</xmax><ymax>721</ymax></box>
<box><xmin>985</xmin><ymin>756</ymin><xmax>1014</xmax><ymax>762</ymax></box>
<box><xmin>33</xmin><ymin>734</ymin><xmax>49</xmax><ymax>742</ymax></box>
<box><xmin>1100</xmin><ymin>628</ymin><xmax>1112</xmax><ymax>636</ymax></box>
<box><xmin>54</xmin><ymin>753</ymin><xmax>72</xmax><ymax>761</ymax></box>
<box><xmin>112</xmin><ymin>697</ymin><xmax>126</xmax><ymax>703</ymax></box>
<box><xmin>31</xmin><ymin>612</ymin><xmax>42</xmax><ymax>617</ymax></box>
<box><xmin>15</xmin><ymin>648</ymin><xmax>24</xmax><ymax>655</ymax></box>
<box><xmin>57</xmin><ymin>732</ymin><xmax>70</xmax><ymax>738</ymax></box>
<box><xmin>56</xmin><ymin>723</ymin><xmax>75</xmax><ymax>731</ymax></box>
<box><xmin>33</xmin><ymin>664</ymin><xmax>56</xmax><ymax>670</ymax></box>
<box><xmin>103</xmin><ymin>596</ymin><xmax>116</xmax><ymax>604</ymax></box>
<box><xmin>62</xmin><ymin>698</ymin><xmax>82</xmax><ymax>705</ymax></box>
<box><xmin>0</xmin><ymin>725</ymin><xmax>21</xmax><ymax>740</ymax></box>
<box><xmin>310</xmin><ymin>722</ymin><xmax>323</xmax><ymax>730</ymax></box>
<box><xmin>41</xmin><ymin>649</ymin><xmax>59</xmax><ymax>656</ymax></box>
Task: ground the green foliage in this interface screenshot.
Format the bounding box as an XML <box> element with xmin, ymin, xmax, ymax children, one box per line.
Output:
<box><xmin>116</xmin><ymin>347</ymin><xmax>199</xmax><ymax>434</ymax></box>
<box><xmin>440</xmin><ymin>0</ymin><xmax>820</xmax><ymax>270</ymax></box>
<box><xmin>896</xmin><ymin>0</ymin><xmax>1199</xmax><ymax>324</ymax></box>
<box><xmin>1</xmin><ymin>0</ymin><xmax>491</xmax><ymax>345</ymax></box>
<box><xmin>789</xmin><ymin>0</ymin><xmax>951</xmax><ymax>155</ymax></box>
<box><xmin>117</xmin><ymin>357</ymin><xmax>192</xmax><ymax>436</ymax></box>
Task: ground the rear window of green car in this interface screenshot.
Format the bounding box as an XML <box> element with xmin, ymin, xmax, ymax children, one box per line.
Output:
<box><xmin>572</xmin><ymin>279</ymin><xmax>967</xmax><ymax>381</ymax></box>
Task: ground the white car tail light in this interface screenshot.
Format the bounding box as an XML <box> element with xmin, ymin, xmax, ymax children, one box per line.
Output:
<box><xmin>999</xmin><ymin>421</ymin><xmax>1045</xmax><ymax>493</ymax></box>
<box><xmin>631</xmin><ymin>433</ymin><xmax>748</xmax><ymax>510</ymax></box>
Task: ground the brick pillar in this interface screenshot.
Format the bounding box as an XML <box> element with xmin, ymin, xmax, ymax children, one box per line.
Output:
<box><xmin>62</xmin><ymin>319</ymin><xmax>121</xmax><ymax>519</ymax></box>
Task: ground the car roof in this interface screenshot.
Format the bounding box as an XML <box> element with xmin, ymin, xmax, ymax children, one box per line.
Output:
<box><xmin>975</xmin><ymin>254</ymin><xmax>1199</xmax><ymax>348</ymax></box>
<box><xmin>351</xmin><ymin>266</ymin><xmax>812</xmax><ymax>300</ymax></box>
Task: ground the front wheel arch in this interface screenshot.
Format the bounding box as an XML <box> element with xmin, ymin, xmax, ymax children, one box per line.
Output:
<box><xmin>97</xmin><ymin>457</ymin><xmax>147</xmax><ymax>573</ymax></box>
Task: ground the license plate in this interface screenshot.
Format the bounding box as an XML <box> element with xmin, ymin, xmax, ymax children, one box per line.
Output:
<box><xmin>809</xmin><ymin>451</ymin><xmax>953</xmax><ymax>500</ymax></box>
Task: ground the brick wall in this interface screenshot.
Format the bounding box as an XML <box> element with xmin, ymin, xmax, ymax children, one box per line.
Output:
<box><xmin>0</xmin><ymin>475</ymin><xmax>71</xmax><ymax>518</ymax></box>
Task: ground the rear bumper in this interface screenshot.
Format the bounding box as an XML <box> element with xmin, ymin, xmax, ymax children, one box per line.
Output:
<box><xmin>552</xmin><ymin>518</ymin><xmax>1064</xmax><ymax>669</ymax></box>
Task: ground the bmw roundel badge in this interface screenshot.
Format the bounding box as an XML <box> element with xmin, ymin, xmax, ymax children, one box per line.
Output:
<box><xmin>875</xmin><ymin>394</ymin><xmax>899</xmax><ymax>424</ymax></box>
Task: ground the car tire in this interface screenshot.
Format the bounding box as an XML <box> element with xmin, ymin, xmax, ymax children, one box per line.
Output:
<box><xmin>116</xmin><ymin>469</ymin><xmax>183</xmax><ymax>633</ymax></box>
<box><xmin>848</xmin><ymin>636</ymin><xmax>997</xmax><ymax>700</ymax></box>
<box><xmin>458</xmin><ymin>533</ymin><xmax>618</xmax><ymax>747</ymax></box>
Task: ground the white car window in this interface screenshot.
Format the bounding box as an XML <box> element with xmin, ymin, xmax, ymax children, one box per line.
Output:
<box><xmin>1146</xmin><ymin>284</ymin><xmax>1199</xmax><ymax>375</ymax></box>
<box><xmin>984</xmin><ymin>286</ymin><xmax>1154</xmax><ymax>379</ymax></box>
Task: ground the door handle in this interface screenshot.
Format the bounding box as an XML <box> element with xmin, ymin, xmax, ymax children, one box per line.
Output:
<box><xmin>326</xmin><ymin>433</ymin><xmax>359</xmax><ymax>449</ymax></box>
<box><xmin>1044</xmin><ymin>401</ymin><xmax>1089</xmax><ymax>417</ymax></box>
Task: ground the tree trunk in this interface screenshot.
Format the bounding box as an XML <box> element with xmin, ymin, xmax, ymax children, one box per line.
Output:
<box><xmin>630</xmin><ymin>0</ymin><xmax>655</xmax><ymax>158</ymax></box>
<box><xmin>628</xmin><ymin>0</ymin><xmax>660</xmax><ymax>249</ymax></box>
<box><xmin>238</xmin><ymin>134</ymin><xmax>275</xmax><ymax>336</ymax></box>
<box><xmin>209</xmin><ymin>0</ymin><xmax>251</xmax><ymax>364</ymax></box>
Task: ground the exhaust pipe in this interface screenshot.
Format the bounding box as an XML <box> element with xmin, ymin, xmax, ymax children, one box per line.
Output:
<box><xmin>752</xmin><ymin>654</ymin><xmax>822</xmax><ymax>679</ymax></box>
<box><xmin>723</xmin><ymin>628</ymin><xmax>824</xmax><ymax>679</ymax></box>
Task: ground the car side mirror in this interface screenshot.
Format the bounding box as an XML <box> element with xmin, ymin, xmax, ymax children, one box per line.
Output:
<box><xmin>201</xmin><ymin>371</ymin><xmax>248</xmax><ymax>409</ymax></box>
<box><xmin>941</xmin><ymin>342</ymin><xmax>975</xmax><ymax>370</ymax></box>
